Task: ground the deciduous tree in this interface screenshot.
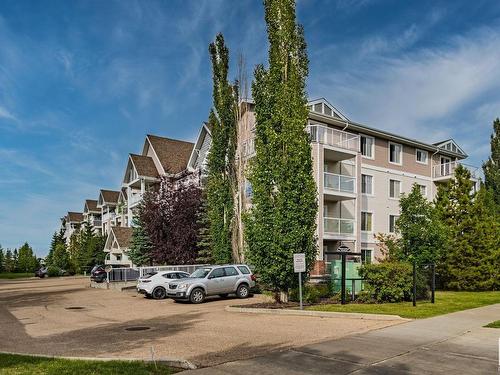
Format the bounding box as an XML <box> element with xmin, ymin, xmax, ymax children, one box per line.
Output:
<box><xmin>205</xmin><ymin>33</ymin><xmax>238</xmax><ymax>264</ymax></box>
<box><xmin>245</xmin><ymin>0</ymin><xmax>317</xmax><ymax>302</ymax></box>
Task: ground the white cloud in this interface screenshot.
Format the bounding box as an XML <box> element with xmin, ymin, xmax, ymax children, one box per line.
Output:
<box><xmin>0</xmin><ymin>105</ymin><xmax>16</xmax><ymax>121</ymax></box>
<box><xmin>309</xmin><ymin>26</ymin><xmax>500</xmax><ymax>166</ymax></box>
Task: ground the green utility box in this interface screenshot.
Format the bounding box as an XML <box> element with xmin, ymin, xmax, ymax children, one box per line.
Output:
<box><xmin>329</xmin><ymin>260</ymin><xmax>363</xmax><ymax>295</ymax></box>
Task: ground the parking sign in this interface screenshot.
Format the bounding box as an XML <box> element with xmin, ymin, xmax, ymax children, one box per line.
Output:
<box><xmin>293</xmin><ymin>253</ymin><xmax>306</xmax><ymax>273</ymax></box>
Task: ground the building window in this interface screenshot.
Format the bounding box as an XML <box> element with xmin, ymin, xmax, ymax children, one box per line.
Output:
<box><xmin>389</xmin><ymin>215</ymin><xmax>399</xmax><ymax>233</ymax></box>
<box><xmin>417</xmin><ymin>184</ymin><xmax>427</xmax><ymax>196</ymax></box>
<box><xmin>361</xmin><ymin>174</ymin><xmax>373</xmax><ymax>195</ymax></box>
<box><xmin>361</xmin><ymin>212</ymin><xmax>373</xmax><ymax>232</ymax></box>
<box><xmin>389</xmin><ymin>142</ymin><xmax>402</xmax><ymax>165</ymax></box>
<box><xmin>116</xmin><ymin>254</ymin><xmax>122</xmax><ymax>261</ymax></box>
<box><xmin>389</xmin><ymin>179</ymin><xmax>401</xmax><ymax>199</ymax></box>
<box><xmin>416</xmin><ymin>149</ymin><xmax>428</xmax><ymax>164</ymax></box>
<box><xmin>360</xmin><ymin>135</ymin><xmax>374</xmax><ymax>159</ymax></box>
<box><xmin>361</xmin><ymin>249</ymin><xmax>373</xmax><ymax>264</ymax></box>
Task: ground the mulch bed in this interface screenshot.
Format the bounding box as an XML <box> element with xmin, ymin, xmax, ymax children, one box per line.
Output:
<box><xmin>233</xmin><ymin>301</ymin><xmax>308</xmax><ymax>309</ymax></box>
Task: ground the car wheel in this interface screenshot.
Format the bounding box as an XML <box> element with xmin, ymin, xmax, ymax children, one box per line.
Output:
<box><xmin>152</xmin><ymin>287</ymin><xmax>167</xmax><ymax>300</ymax></box>
<box><xmin>236</xmin><ymin>284</ymin><xmax>249</xmax><ymax>299</ymax></box>
<box><xmin>190</xmin><ymin>288</ymin><xmax>205</xmax><ymax>304</ymax></box>
<box><xmin>219</xmin><ymin>293</ymin><xmax>229</xmax><ymax>298</ymax></box>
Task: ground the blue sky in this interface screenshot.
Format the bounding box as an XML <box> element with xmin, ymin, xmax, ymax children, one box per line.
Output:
<box><xmin>1</xmin><ymin>0</ymin><xmax>499</xmax><ymax>256</ymax></box>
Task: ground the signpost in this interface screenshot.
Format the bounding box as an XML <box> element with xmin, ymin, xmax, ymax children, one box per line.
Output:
<box><xmin>105</xmin><ymin>265</ymin><xmax>112</xmax><ymax>288</ymax></box>
<box><xmin>294</xmin><ymin>253</ymin><xmax>306</xmax><ymax>310</ymax></box>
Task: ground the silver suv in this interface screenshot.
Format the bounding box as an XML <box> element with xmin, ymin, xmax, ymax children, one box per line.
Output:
<box><xmin>167</xmin><ymin>264</ymin><xmax>256</xmax><ymax>304</ymax></box>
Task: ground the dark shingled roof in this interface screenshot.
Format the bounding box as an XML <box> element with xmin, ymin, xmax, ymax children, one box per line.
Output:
<box><xmin>146</xmin><ymin>135</ymin><xmax>194</xmax><ymax>174</ymax></box>
<box><xmin>130</xmin><ymin>154</ymin><xmax>160</xmax><ymax>178</ymax></box>
<box><xmin>100</xmin><ymin>190</ymin><xmax>120</xmax><ymax>204</ymax></box>
<box><xmin>112</xmin><ymin>226</ymin><xmax>133</xmax><ymax>249</ymax></box>
<box><xmin>85</xmin><ymin>199</ymin><xmax>99</xmax><ymax>212</ymax></box>
<box><xmin>67</xmin><ymin>212</ymin><xmax>83</xmax><ymax>222</ymax></box>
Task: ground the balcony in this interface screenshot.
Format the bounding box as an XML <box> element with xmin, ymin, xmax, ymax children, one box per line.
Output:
<box><xmin>102</xmin><ymin>212</ymin><xmax>116</xmax><ymax>223</ymax></box>
<box><xmin>323</xmin><ymin>217</ymin><xmax>356</xmax><ymax>239</ymax></box>
<box><xmin>128</xmin><ymin>191</ymin><xmax>143</xmax><ymax>208</ymax></box>
<box><xmin>433</xmin><ymin>162</ymin><xmax>479</xmax><ymax>181</ymax></box>
<box><xmin>323</xmin><ymin>172</ymin><xmax>356</xmax><ymax>201</ymax></box>
<box><xmin>92</xmin><ymin>219</ymin><xmax>102</xmax><ymax>227</ymax></box>
<box><xmin>308</xmin><ymin>124</ymin><xmax>359</xmax><ymax>161</ymax></box>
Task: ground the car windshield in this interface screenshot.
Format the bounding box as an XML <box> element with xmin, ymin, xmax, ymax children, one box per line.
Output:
<box><xmin>190</xmin><ymin>268</ymin><xmax>212</xmax><ymax>278</ymax></box>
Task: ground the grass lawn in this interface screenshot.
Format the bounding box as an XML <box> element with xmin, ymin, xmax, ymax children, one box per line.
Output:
<box><xmin>308</xmin><ymin>291</ymin><xmax>500</xmax><ymax>319</ymax></box>
<box><xmin>484</xmin><ymin>320</ymin><xmax>500</xmax><ymax>328</ymax></box>
<box><xmin>0</xmin><ymin>353</ymin><xmax>178</xmax><ymax>375</ymax></box>
<box><xmin>0</xmin><ymin>273</ymin><xmax>33</xmax><ymax>279</ymax></box>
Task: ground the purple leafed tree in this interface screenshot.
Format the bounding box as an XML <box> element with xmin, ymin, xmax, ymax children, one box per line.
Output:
<box><xmin>141</xmin><ymin>177</ymin><xmax>203</xmax><ymax>265</ymax></box>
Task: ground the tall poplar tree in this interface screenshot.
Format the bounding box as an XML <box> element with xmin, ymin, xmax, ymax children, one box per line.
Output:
<box><xmin>205</xmin><ymin>33</ymin><xmax>238</xmax><ymax>264</ymax></box>
<box><xmin>482</xmin><ymin>118</ymin><xmax>500</xmax><ymax>211</ymax></box>
<box><xmin>245</xmin><ymin>0</ymin><xmax>317</xmax><ymax>302</ymax></box>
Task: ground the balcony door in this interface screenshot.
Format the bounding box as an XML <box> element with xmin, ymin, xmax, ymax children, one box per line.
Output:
<box><xmin>440</xmin><ymin>157</ymin><xmax>451</xmax><ymax>177</ymax></box>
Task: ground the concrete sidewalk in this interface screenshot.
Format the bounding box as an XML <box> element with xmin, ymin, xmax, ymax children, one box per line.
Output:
<box><xmin>184</xmin><ymin>303</ymin><xmax>500</xmax><ymax>374</ymax></box>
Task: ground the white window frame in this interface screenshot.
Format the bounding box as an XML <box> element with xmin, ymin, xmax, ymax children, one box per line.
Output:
<box><xmin>388</xmin><ymin>141</ymin><xmax>403</xmax><ymax>166</ymax></box>
<box><xmin>361</xmin><ymin>248</ymin><xmax>374</xmax><ymax>264</ymax></box>
<box><xmin>389</xmin><ymin>179</ymin><xmax>401</xmax><ymax>199</ymax></box>
<box><xmin>389</xmin><ymin>214</ymin><xmax>399</xmax><ymax>233</ymax></box>
<box><xmin>360</xmin><ymin>134</ymin><xmax>375</xmax><ymax>160</ymax></box>
<box><xmin>415</xmin><ymin>149</ymin><xmax>428</xmax><ymax>165</ymax></box>
<box><xmin>361</xmin><ymin>174</ymin><xmax>374</xmax><ymax>196</ymax></box>
<box><xmin>361</xmin><ymin>211</ymin><xmax>373</xmax><ymax>233</ymax></box>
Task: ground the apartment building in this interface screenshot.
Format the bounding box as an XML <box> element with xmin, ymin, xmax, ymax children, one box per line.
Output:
<box><xmin>60</xmin><ymin>212</ymin><xmax>84</xmax><ymax>245</ymax></box>
<box><xmin>122</xmin><ymin>134</ymin><xmax>195</xmax><ymax>226</ymax></box>
<box><xmin>97</xmin><ymin>189</ymin><xmax>120</xmax><ymax>236</ymax></box>
<box><xmin>237</xmin><ymin>98</ymin><xmax>478</xmax><ymax>275</ymax></box>
<box><xmin>103</xmin><ymin>226</ymin><xmax>134</xmax><ymax>267</ymax></box>
<box><xmin>83</xmin><ymin>199</ymin><xmax>102</xmax><ymax>233</ymax></box>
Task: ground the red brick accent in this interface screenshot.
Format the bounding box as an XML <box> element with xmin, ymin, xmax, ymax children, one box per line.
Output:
<box><xmin>311</xmin><ymin>260</ymin><xmax>326</xmax><ymax>276</ymax></box>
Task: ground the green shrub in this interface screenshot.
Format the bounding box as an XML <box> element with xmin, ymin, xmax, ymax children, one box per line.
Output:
<box><xmin>359</xmin><ymin>262</ymin><xmax>429</xmax><ymax>303</ymax></box>
<box><xmin>290</xmin><ymin>284</ymin><xmax>330</xmax><ymax>304</ymax></box>
<box><xmin>47</xmin><ymin>266</ymin><xmax>61</xmax><ymax>277</ymax></box>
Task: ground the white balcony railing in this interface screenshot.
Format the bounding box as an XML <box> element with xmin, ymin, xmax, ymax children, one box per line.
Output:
<box><xmin>308</xmin><ymin>124</ymin><xmax>359</xmax><ymax>152</ymax></box>
<box><xmin>324</xmin><ymin>217</ymin><xmax>355</xmax><ymax>236</ymax></box>
<box><xmin>324</xmin><ymin>172</ymin><xmax>356</xmax><ymax>194</ymax></box>
<box><xmin>432</xmin><ymin>162</ymin><xmax>478</xmax><ymax>179</ymax></box>
<box><xmin>128</xmin><ymin>192</ymin><xmax>143</xmax><ymax>207</ymax></box>
<box><xmin>101</xmin><ymin>212</ymin><xmax>116</xmax><ymax>223</ymax></box>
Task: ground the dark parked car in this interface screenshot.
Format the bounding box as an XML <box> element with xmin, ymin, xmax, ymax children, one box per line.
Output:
<box><xmin>90</xmin><ymin>265</ymin><xmax>107</xmax><ymax>283</ymax></box>
<box><xmin>35</xmin><ymin>267</ymin><xmax>48</xmax><ymax>278</ymax></box>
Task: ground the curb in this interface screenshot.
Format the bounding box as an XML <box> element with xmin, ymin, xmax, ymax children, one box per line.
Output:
<box><xmin>0</xmin><ymin>351</ymin><xmax>197</xmax><ymax>370</ymax></box>
<box><xmin>225</xmin><ymin>306</ymin><xmax>409</xmax><ymax>321</ymax></box>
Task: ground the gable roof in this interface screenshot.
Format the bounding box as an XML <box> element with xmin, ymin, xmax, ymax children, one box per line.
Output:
<box><xmin>188</xmin><ymin>122</ymin><xmax>212</xmax><ymax>171</ymax></box>
<box><xmin>111</xmin><ymin>226</ymin><xmax>133</xmax><ymax>249</ymax></box>
<box><xmin>308</xmin><ymin>98</ymin><xmax>349</xmax><ymax>121</ymax></box>
<box><xmin>67</xmin><ymin>212</ymin><xmax>83</xmax><ymax>222</ymax></box>
<box><xmin>433</xmin><ymin>139</ymin><xmax>467</xmax><ymax>157</ymax></box>
<box><xmin>99</xmin><ymin>190</ymin><xmax>120</xmax><ymax>205</ymax></box>
<box><xmin>145</xmin><ymin>135</ymin><xmax>194</xmax><ymax>174</ymax></box>
<box><xmin>129</xmin><ymin>154</ymin><xmax>160</xmax><ymax>178</ymax></box>
<box><xmin>84</xmin><ymin>199</ymin><xmax>99</xmax><ymax>213</ymax></box>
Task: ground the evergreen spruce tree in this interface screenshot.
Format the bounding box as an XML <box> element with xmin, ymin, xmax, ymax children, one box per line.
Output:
<box><xmin>245</xmin><ymin>0</ymin><xmax>318</xmax><ymax>302</ymax></box>
<box><xmin>0</xmin><ymin>245</ymin><xmax>4</xmax><ymax>273</ymax></box>
<box><xmin>128</xmin><ymin>207</ymin><xmax>153</xmax><ymax>266</ymax></box>
<box><xmin>4</xmin><ymin>249</ymin><xmax>14</xmax><ymax>273</ymax></box>
<box><xmin>435</xmin><ymin>165</ymin><xmax>498</xmax><ymax>290</ymax></box>
<box><xmin>482</xmin><ymin>118</ymin><xmax>500</xmax><ymax>211</ymax></box>
<box><xmin>205</xmin><ymin>33</ymin><xmax>238</xmax><ymax>264</ymax></box>
<box><xmin>52</xmin><ymin>243</ymin><xmax>69</xmax><ymax>270</ymax></box>
<box><xmin>12</xmin><ymin>249</ymin><xmax>19</xmax><ymax>272</ymax></box>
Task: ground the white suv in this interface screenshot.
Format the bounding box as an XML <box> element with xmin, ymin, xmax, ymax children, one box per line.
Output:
<box><xmin>137</xmin><ymin>270</ymin><xmax>190</xmax><ymax>299</ymax></box>
<box><xmin>167</xmin><ymin>265</ymin><xmax>256</xmax><ymax>303</ymax></box>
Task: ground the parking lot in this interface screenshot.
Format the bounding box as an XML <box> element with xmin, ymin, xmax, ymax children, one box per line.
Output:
<box><xmin>0</xmin><ymin>277</ymin><xmax>400</xmax><ymax>368</ymax></box>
